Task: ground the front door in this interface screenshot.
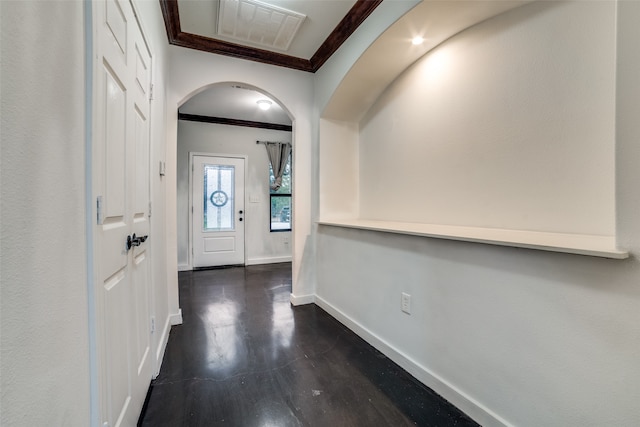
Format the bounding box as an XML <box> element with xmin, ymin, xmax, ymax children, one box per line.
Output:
<box><xmin>93</xmin><ymin>0</ymin><xmax>153</xmax><ymax>425</ymax></box>
<box><xmin>192</xmin><ymin>155</ymin><xmax>246</xmax><ymax>267</ymax></box>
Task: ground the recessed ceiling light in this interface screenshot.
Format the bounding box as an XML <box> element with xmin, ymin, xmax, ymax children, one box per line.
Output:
<box><xmin>411</xmin><ymin>36</ymin><xmax>425</xmax><ymax>45</ymax></box>
<box><xmin>257</xmin><ymin>100</ymin><xmax>272</xmax><ymax>111</ymax></box>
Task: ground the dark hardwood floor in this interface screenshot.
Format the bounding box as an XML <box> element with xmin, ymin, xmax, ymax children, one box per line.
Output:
<box><xmin>139</xmin><ymin>263</ymin><xmax>479</xmax><ymax>426</ymax></box>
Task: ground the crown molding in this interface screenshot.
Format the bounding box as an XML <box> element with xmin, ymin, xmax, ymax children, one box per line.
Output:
<box><xmin>159</xmin><ymin>0</ymin><xmax>383</xmax><ymax>73</ymax></box>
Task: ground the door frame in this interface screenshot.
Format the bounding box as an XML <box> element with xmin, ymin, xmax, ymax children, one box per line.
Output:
<box><xmin>188</xmin><ymin>152</ymin><xmax>248</xmax><ymax>269</ymax></box>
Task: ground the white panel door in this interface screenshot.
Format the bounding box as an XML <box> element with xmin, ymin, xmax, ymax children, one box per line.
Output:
<box><xmin>93</xmin><ymin>0</ymin><xmax>153</xmax><ymax>425</ymax></box>
<box><xmin>192</xmin><ymin>156</ymin><xmax>245</xmax><ymax>267</ymax></box>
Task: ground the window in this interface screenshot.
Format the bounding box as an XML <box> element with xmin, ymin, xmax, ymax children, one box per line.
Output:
<box><xmin>270</xmin><ymin>155</ymin><xmax>291</xmax><ymax>231</ymax></box>
<box><xmin>203</xmin><ymin>164</ymin><xmax>235</xmax><ymax>231</ymax></box>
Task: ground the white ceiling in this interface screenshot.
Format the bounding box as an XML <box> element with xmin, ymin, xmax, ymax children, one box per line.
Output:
<box><xmin>179</xmin><ymin>84</ymin><xmax>292</xmax><ymax>125</ymax></box>
<box><xmin>178</xmin><ymin>0</ymin><xmax>357</xmax><ymax>59</ymax></box>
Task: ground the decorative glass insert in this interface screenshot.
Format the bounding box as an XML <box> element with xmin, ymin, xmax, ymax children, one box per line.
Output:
<box><xmin>203</xmin><ymin>164</ymin><xmax>235</xmax><ymax>231</ymax></box>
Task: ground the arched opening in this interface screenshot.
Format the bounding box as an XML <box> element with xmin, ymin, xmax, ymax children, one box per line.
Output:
<box><xmin>318</xmin><ymin>0</ymin><xmax>620</xmax><ymax>257</ymax></box>
<box><xmin>175</xmin><ymin>82</ymin><xmax>296</xmax><ymax>274</ymax></box>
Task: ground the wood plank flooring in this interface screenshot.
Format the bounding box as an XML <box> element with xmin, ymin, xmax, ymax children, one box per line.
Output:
<box><xmin>139</xmin><ymin>263</ymin><xmax>479</xmax><ymax>426</ymax></box>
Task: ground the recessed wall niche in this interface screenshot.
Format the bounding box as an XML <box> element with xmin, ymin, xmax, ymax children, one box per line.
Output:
<box><xmin>319</xmin><ymin>0</ymin><xmax>625</xmax><ymax>259</ymax></box>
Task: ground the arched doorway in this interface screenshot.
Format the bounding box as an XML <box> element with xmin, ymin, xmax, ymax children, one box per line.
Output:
<box><xmin>176</xmin><ymin>82</ymin><xmax>295</xmax><ymax>272</ymax></box>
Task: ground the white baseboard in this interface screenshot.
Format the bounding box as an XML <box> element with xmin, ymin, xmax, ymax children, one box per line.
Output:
<box><xmin>290</xmin><ymin>293</ymin><xmax>315</xmax><ymax>306</ymax></box>
<box><xmin>169</xmin><ymin>309</ymin><xmax>183</xmax><ymax>326</ymax></box>
<box><xmin>154</xmin><ymin>315</ymin><xmax>172</xmax><ymax>378</ymax></box>
<box><xmin>246</xmin><ymin>256</ymin><xmax>292</xmax><ymax>266</ymax></box>
<box><xmin>178</xmin><ymin>264</ymin><xmax>191</xmax><ymax>272</ymax></box>
<box><xmin>314</xmin><ymin>295</ymin><xmax>510</xmax><ymax>427</ymax></box>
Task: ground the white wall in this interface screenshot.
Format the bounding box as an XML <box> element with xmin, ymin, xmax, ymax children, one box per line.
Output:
<box><xmin>0</xmin><ymin>1</ymin><xmax>90</xmax><ymax>425</ymax></box>
<box><xmin>315</xmin><ymin>1</ymin><xmax>640</xmax><ymax>426</ymax></box>
<box><xmin>177</xmin><ymin>121</ymin><xmax>292</xmax><ymax>268</ymax></box>
<box><xmin>359</xmin><ymin>1</ymin><xmax>615</xmax><ymax>236</ymax></box>
<box><xmin>318</xmin><ymin>119</ymin><xmax>359</xmax><ymax>220</ymax></box>
<box><xmin>314</xmin><ymin>0</ymin><xmax>419</xmax><ymax>227</ymax></box>
<box><xmin>167</xmin><ymin>47</ymin><xmax>314</xmax><ymax>304</ymax></box>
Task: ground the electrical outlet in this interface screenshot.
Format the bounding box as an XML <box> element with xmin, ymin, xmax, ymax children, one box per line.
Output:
<box><xmin>401</xmin><ymin>292</ymin><xmax>411</xmax><ymax>314</ymax></box>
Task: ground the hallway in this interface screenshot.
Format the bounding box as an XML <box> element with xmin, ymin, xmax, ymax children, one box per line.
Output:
<box><xmin>139</xmin><ymin>264</ymin><xmax>478</xmax><ymax>426</ymax></box>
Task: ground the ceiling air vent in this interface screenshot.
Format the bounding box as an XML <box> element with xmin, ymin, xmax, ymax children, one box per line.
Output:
<box><xmin>218</xmin><ymin>0</ymin><xmax>306</xmax><ymax>52</ymax></box>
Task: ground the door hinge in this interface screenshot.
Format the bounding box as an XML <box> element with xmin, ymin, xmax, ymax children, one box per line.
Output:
<box><xmin>148</xmin><ymin>201</ymin><xmax>152</xmax><ymax>218</ymax></box>
<box><xmin>150</xmin><ymin>316</ymin><xmax>155</xmax><ymax>333</ymax></box>
<box><xmin>149</xmin><ymin>83</ymin><xmax>154</xmax><ymax>101</ymax></box>
<box><xmin>96</xmin><ymin>196</ymin><xmax>104</xmax><ymax>225</ymax></box>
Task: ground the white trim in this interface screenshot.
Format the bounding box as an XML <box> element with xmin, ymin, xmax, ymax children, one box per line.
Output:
<box><xmin>314</xmin><ymin>295</ymin><xmax>512</xmax><ymax>427</ymax></box>
<box><xmin>84</xmin><ymin>1</ymin><xmax>98</xmax><ymax>424</ymax></box>
<box><xmin>169</xmin><ymin>309</ymin><xmax>183</xmax><ymax>326</ymax></box>
<box><xmin>246</xmin><ymin>255</ymin><xmax>292</xmax><ymax>265</ymax></box>
<box><xmin>178</xmin><ymin>264</ymin><xmax>191</xmax><ymax>272</ymax></box>
<box><xmin>289</xmin><ymin>293</ymin><xmax>315</xmax><ymax>306</ymax></box>
<box><xmin>153</xmin><ymin>315</ymin><xmax>172</xmax><ymax>378</ymax></box>
<box><xmin>318</xmin><ymin>219</ymin><xmax>628</xmax><ymax>260</ymax></box>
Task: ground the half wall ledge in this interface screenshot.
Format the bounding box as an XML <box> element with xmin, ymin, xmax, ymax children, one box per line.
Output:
<box><xmin>318</xmin><ymin>219</ymin><xmax>629</xmax><ymax>260</ymax></box>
